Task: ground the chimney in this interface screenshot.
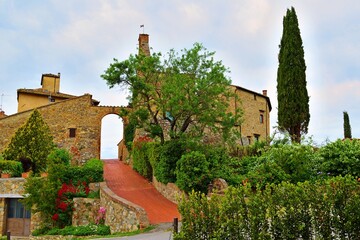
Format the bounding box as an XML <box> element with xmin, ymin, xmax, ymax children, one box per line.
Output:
<box><xmin>262</xmin><ymin>90</ymin><xmax>267</xmax><ymax>96</ymax></box>
<box><xmin>138</xmin><ymin>34</ymin><xmax>150</xmax><ymax>56</ymax></box>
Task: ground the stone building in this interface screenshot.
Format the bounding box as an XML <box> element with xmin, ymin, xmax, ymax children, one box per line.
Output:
<box><xmin>0</xmin><ymin>74</ymin><xmax>128</xmax><ymax>165</ymax></box>
<box><xmin>231</xmin><ymin>86</ymin><xmax>271</xmax><ymax>144</ymax></box>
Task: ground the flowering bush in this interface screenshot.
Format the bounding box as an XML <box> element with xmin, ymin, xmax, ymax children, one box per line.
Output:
<box><xmin>52</xmin><ymin>181</ymin><xmax>90</xmax><ymax>227</ymax></box>
<box><xmin>95</xmin><ymin>207</ymin><xmax>106</xmax><ymax>225</ymax></box>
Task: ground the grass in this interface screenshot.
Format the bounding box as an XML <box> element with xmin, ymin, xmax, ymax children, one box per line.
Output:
<box><xmin>31</xmin><ymin>225</ymin><xmax>156</xmax><ymax>240</ymax></box>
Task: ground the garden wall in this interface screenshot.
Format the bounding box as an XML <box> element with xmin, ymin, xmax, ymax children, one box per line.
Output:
<box><xmin>99</xmin><ymin>182</ymin><xmax>149</xmax><ymax>233</ymax></box>
<box><xmin>152</xmin><ymin>176</ymin><xmax>183</xmax><ymax>204</ymax></box>
<box><xmin>72</xmin><ymin>198</ymin><xmax>101</xmax><ymax>226</ymax></box>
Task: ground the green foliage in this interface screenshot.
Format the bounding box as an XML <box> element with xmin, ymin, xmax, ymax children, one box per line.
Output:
<box><xmin>42</xmin><ymin>224</ymin><xmax>110</xmax><ymax>236</ymax></box>
<box><xmin>318</xmin><ymin>139</ymin><xmax>360</xmax><ymax>177</ymax></box>
<box><xmin>176</xmin><ymin>151</ymin><xmax>210</xmax><ymax>193</ymax></box>
<box><xmin>102</xmin><ymin>43</ymin><xmax>241</xmax><ymax>144</ymax></box>
<box><xmin>175</xmin><ymin>176</ymin><xmax>360</xmax><ymax>239</ymax></box>
<box><xmin>277</xmin><ymin>7</ymin><xmax>309</xmax><ymax>143</ymax></box>
<box><xmin>57</xmin><ymin>159</ymin><xmax>104</xmax><ymax>184</ymax></box>
<box><xmin>47</xmin><ymin>148</ymin><xmax>71</xmax><ymax>166</ymax></box>
<box><xmin>154</xmin><ymin>139</ymin><xmax>187</xmax><ymax>184</ymax></box>
<box><xmin>132</xmin><ymin>137</ymin><xmax>153</xmax><ymax>180</ymax></box>
<box><xmin>0</xmin><ymin>160</ymin><xmax>22</xmax><ymax>177</ymax></box>
<box><xmin>3</xmin><ymin>109</ymin><xmax>55</xmax><ymax>173</ymax></box>
<box><xmin>343</xmin><ymin>111</ymin><xmax>352</xmax><ymax>139</ymax></box>
<box><xmin>124</xmin><ymin>119</ymin><xmax>136</xmax><ymax>150</ymax></box>
<box><xmin>245</xmin><ymin>143</ymin><xmax>319</xmax><ymax>188</ymax></box>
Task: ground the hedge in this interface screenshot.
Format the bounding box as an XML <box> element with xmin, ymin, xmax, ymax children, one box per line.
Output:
<box><xmin>175</xmin><ymin>175</ymin><xmax>360</xmax><ymax>240</ymax></box>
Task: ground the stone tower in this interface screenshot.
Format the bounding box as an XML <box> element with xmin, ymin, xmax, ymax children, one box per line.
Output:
<box><xmin>138</xmin><ymin>34</ymin><xmax>150</xmax><ymax>56</ymax></box>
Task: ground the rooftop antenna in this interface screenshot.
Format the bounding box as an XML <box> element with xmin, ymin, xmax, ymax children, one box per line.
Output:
<box><xmin>140</xmin><ymin>24</ymin><xmax>145</xmax><ymax>34</ymax></box>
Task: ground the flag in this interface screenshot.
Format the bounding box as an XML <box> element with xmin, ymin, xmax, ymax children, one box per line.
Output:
<box><xmin>140</xmin><ymin>25</ymin><xmax>144</xmax><ymax>28</ymax></box>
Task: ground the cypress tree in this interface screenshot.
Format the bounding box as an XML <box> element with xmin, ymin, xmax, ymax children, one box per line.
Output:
<box><xmin>3</xmin><ymin>109</ymin><xmax>55</xmax><ymax>173</ymax></box>
<box><xmin>343</xmin><ymin>111</ymin><xmax>352</xmax><ymax>139</ymax></box>
<box><xmin>277</xmin><ymin>7</ymin><xmax>310</xmax><ymax>143</ymax></box>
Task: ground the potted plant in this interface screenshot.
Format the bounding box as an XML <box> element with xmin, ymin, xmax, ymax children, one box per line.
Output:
<box><xmin>22</xmin><ymin>171</ymin><xmax>31</xmax><ymax>178</ymax></box>
<box><xmin>1</xmin><ymin>170</ymin><xmax>12</xmax><ymax>178</ymax></box>
<box><xmin>40</xmin><ymin>168</ymin><xmax>48</xmax><ymax>177</ymax></box>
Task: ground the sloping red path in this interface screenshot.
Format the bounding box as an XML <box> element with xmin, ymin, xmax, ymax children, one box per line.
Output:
<box><xmin>103</xmin><ymin>159</ymin><xmax>180</xmax><ymax>224</ymax></box>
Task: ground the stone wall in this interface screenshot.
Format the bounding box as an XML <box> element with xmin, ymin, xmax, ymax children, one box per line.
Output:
<box><xmin>100</xmin><ymin>182</ymin><xmax>149</xmax><ymax>233</ymax></box>
<box><xmin>72</xmin><ymin>198</ymin><xmax>101</xmax><ymax>226</ymax></box>
<box><xmin>0</xmin><ymin>94</ymin><xmax>127</xmax><ymax>165</ymax></box>
<box><xmin>0</xmin><ymin>178</ymin><xmax>25</xmax><ymax>195</ymax></box>
<box><xmin>152</xmin><ymin>177</ymin><xmax>184</xmax><ymax>204</ymax></box>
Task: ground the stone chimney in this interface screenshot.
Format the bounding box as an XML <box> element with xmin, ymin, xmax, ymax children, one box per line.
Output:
<box><xmin>262</xmin><ymin>90</ymin><xmax>267</xmax><ymax>96</ymax></box>
<box><xmin>138</xmin><ymin>34</ymin><xmax>150</xmax><ymax>56</ymax></box>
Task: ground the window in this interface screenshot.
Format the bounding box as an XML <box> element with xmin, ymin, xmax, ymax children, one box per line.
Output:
<box><xmin>260</xmin><ymin>114</ymin><xmax>264</xmax><ymax>124</ymax></box>
<box><xmin>253</xmin><ymin>94</ymin><xmax>257</xmax><ymax>100</ymax></box>
<box><xmin>8</xmin><ymin>199</ymin><xmax>31</xmax><ymax>219</ymax></box>
<box><xmin>247</xmin><ymin>136</ymin><xmax>251</xmax><ymax>145</ymax></box>
<box><xmin>254</xmin><ymin>134</ymin><xmax>260</xmax><ymax>141</ymax></box>
<box><xmin>69</xmin><ymin>128</ymin><xmax>76</xmax><ymax>138</ymax></box>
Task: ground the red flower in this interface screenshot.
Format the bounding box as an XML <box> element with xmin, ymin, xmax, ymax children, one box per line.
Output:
<box><xmin>52</xmin><ymin>213</ymin><xmax>59</xmax><ymax>221</ymax></box>
<box><xmin>58</xmin><ymin>201</ymin><xmax>68</xmax><ymax>212</ymax></box>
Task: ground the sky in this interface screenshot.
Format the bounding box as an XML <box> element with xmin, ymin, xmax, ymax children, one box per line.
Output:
<box><xmin>1</xmin><ymin>1</ymin><xmax>360</xmax><ymax>158</ymax></box>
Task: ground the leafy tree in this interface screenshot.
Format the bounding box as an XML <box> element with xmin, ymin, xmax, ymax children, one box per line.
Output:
<box><xmin>277</xmin><ymin>7</ymin><xmax>310</xmax><ymax>143</ymax></box>
<box><xmin>3</xmin><ymin>109</ymin><xmax>55</xmax><ymax>173</ymax></box>
<box><xmin>101</xmin><ymin>43</ymin><xmax>241</xmax><ymax>144</ymax></box>
<box><xmin>343</xmin><ymin>111</ymin><xmax>352</xmax><ymax>139</ymax></box>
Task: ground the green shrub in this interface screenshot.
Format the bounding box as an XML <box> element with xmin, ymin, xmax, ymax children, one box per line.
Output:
<box><xmin>176</xmin><ymin>151</ymin><xmax>210</xmax><ymax>193</ymax></box>
<box><xmin>203</xmin><ymin>146</ymin><xmax>244</xmax><ymax>186</ymax></box>
<box><xmin>0</xmin><ymin>160</ymin><xmax>22</xmax><ymax>177</ymax></box>
<box><xmin>155</xmin><ymin>139</ymin><xmax>187</xmax><ymax>184</ymax></box>
<box><xmin>132</xmin><ymin>140</ymin><xmax>153</xmax><ymax>181</ymax></box>
<box><xmin>318</xmin><ymin>139</ymin><xmax>360</xmax><ymax>177</ymax></box>
<box><xmin>83</xmin><ymin>158</ymin><xmax>104</xmax><ymax>183</ymax></box>
<box><xmin>47</xmin><ymin>148</ymin><xmax>71</xmax><ymax>166</ymax></box>
<box><xmin>244</xmin><ymin>143</ymin><xmax>319</xmax><ymax>188</ymax></box>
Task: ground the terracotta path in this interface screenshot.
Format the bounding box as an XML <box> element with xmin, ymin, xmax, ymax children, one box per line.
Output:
<box><xmin>103</xmin><ymin>159</ymin><xmax>180</xmax><ymax>224</ymax></box>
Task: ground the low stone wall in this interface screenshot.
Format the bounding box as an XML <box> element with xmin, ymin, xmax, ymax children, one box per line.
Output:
<box><xmin>0</xmin><ymin>178</ymin><xmax>25</xmax><ymax>195</ymax></box>
<box><xmin>72</xmin><ymin>198</ymin><xmax>101</xmax><ymax>226</ymax></box>
<box><xmin>100</xmin><ymin>182</ymin><xmax>149</xmax><ymax>233</ymax></box>
<box><xmin>152</xmin><ymin>177</ymin><xmax>184</xmax><ymax>204</ymax></box>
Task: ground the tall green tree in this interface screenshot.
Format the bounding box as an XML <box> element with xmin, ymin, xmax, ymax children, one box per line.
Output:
<box><xmin>277</xmin><ymin>7</ymin><xmax>310</xmax><ymax>143</ymax></box>
<box><xmin>3</xmin><ymin>109</ymin><xmax>55</xmax><ymax>173</ymax></box>
<box><xmin>102</xmin><ymin>43</ymin><xmax>241</xmax><ymax>144</ymax></box>
<box><xmin>343</xmin><ymin>111</ymin><xmax>352</xmax><ymax>139</ymax></box>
